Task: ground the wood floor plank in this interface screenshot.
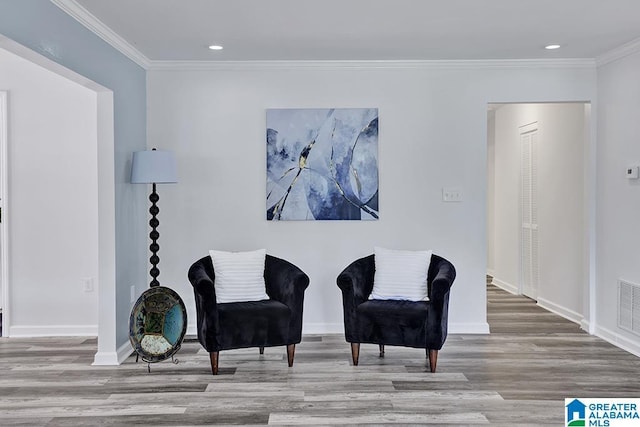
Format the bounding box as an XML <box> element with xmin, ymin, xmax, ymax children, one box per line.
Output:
<box><xmin>268</xmin><ymin>411</ymin><xmax>490</xmax><ymax>425</ymax></box>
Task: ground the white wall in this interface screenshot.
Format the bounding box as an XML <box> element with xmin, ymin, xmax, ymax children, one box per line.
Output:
<box><xmin>596</xmin><ymin>51</ymin><xmax>640</xmax><ymax>354</ymax></box>
<box><xmin>536</xmin><ymin>104</ymin><xmax>586</xmax><ymax>320</ymax></box>
<box><xmin>491</xmin><ymin>106</ymin><xmax>520</xmax><ymax>291</ymax></box>
<box><xmin>486</xmin><ymin>109</ymin><xmax>496</xmax><ymax>275</ymax></box>
<box><xmin>491</xmin><ymin>103</ymin><xmax>587</xmax><ymax>322</ymax></box>
<box><xmin>147</xmin><ymin>63</ymin><xmax>596</xmax><ymax>335</ymax></box>
<box><xmin>0</xmin><ymin>47</ymin><xmax>99</xmax><ymax>335</ymax></box>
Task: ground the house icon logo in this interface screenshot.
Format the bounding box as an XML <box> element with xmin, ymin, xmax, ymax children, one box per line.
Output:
<box><xmin>566</xmin><ymin>399</ymin><xmax>586</xmax><ymax>426</ymax></box>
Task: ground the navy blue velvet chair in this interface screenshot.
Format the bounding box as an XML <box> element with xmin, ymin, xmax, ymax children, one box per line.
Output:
<box><xmin>336</xmin><ymin>254</ymin><xmax>455</xmax><ymax>373</ymax></box>
<box><xmin>188</xmin><ymin>255</ymin><xmax>309</xmax><ymax>375</ymax></box>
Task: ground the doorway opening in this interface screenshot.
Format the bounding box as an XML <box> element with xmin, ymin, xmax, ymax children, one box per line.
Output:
<box><xmin>487</xmin><ymin>102</ymin><xmax>590</xmax><ymax>325</ymax></box>
<box><xmin>0</xmin><ymin>37</ymin><xmax>116</xmax><ymax>363</ymax></box>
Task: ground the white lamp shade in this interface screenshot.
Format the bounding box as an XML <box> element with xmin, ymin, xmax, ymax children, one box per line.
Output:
<box><xmin>130</xmin><ymin>150</ymin><xmax>178</xmax><ymax>184</ymax></box>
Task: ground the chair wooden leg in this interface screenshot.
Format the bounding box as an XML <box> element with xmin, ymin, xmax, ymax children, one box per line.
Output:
<box><xmin>259</xmin><ymin>346</ymin><xmax>265</xmax><ymax>355</ymax></box>
<box><xmin>351</xmin><ymin>343</ymin><xmax>360</xmax><ymax>366</ymax></box>
<box><xmin>379</xmin><ymin>344</ymin><xmax>385</xmax><ymax>358</ymax></box>
<box><xmin>286</xmin><ymin>344</ymin><xmax>295</xmax><ymax>367</ymax></box>
<box><xmin>427</xmin><ymin>349</ymin><xmax>438</xmax><ymax>373</ymax></box>
<box><xmin>209</xmin><ymin>351</ymin><xmax>219</xmax><ymax>375</ymax></box>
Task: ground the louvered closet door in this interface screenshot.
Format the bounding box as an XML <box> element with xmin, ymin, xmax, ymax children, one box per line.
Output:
<box><xmin>520</xmin><ymin>124</ymin><xmax>538</xmax><ymax>300</ymax></box>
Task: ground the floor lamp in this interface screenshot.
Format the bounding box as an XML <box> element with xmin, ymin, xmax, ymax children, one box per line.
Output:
<box><xmin>129</xmin><ymin>148</ymin><xmax>186</xmax><ymax>371</ymax></box>
<box><xmin>130</xmin><ymin>148</ymin><xmax>177</xmax><ymax>287</ymax></box>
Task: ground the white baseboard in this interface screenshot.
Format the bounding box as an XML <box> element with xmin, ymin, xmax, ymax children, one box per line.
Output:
<box><xmin>185</xmin><ymin>319</ymin><xmax>490</xmax><ymax>340</ymax></box>
<box><xmin>187</xmin><ymin>323</ymin><xmax>347</xmax><ymax>336</ymax></box>
<box><xmin>92</xmin><ymin>340</ymin><xmax>134</xmax><ymax>366</ymax></box>
<box><xmin>300</xmin><ymin>322</ymin><xmax>490</xmax><ymax>335</ymax></box>
<box><xmin>580</xmin><ymin>319</ymin><xmax>593</xmax><ymax>334</ymax></box>
<box><xmin>117</xmin><ymin>340</ymin><xmax>134</xmax><ymax>364</ymax></box>
<box><xmin>303</xmin><ymin>323</ymin><xmax>344</xmax><ymax>335</ymax></box>
<box><xmin>92</xmin><ymin>350</ymin><xmax>119</xmax><ymax>365</ymax></box>
<box><xmin>491</xmin><ymin>277</ymin><xmax>518</xmax><ymax>294</ymax></box>
<box><xmin>449</xmin><ymin>322</ymin><xmax>491</xmax><ymax>334</ymax></box>
<box><xmin>537</xmin><ymin>297</ymin><xmax>583</xmax><ymax>325</ymax></box>
<box><xmin>9</xmin><ymin>324</ymin><xmax>98</xmax><ymax>337</ymax></box>
<box><xmin>594</xmin><ymin>325</ymin><xmax>640</xmax><ymax>358</ymax></box>
<box><xmin>187</xmin><ymin>324</ymin><xmax>197</xmax><ymax>336</ymax></box>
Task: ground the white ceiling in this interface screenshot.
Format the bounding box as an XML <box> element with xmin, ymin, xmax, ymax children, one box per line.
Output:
<box><xmin>69</xmin><ymin>0</ymin><xmax>640</xmax><ymax>62</ymax></box>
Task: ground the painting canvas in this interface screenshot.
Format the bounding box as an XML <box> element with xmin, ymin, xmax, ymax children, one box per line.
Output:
<box><xmin>266</xmin><ymin>108</ymin><xmax>379</xmax><ymax>221</ymax></box>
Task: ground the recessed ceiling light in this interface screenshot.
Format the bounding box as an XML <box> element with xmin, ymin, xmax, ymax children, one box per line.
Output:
<box><xmin>545</xmin><ymin>44</ymin><xmax>561</xmax><ymax>50</ymax></box>
<box><xmin>208</xmin><ymin>45</ymin><xmax>224</xmax><ymax>51</ymax></box>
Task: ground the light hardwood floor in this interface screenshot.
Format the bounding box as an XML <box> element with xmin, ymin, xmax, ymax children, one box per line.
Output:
<box><xmin>1</xmin><ymin>285</ymin><xmax>639</xmax><ymax>425</ymax></box>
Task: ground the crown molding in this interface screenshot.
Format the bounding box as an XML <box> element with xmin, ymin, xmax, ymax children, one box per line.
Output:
<box><xmin>51</xmin><ymin>0</ymin><xmax>151</xmax><ymax>69</ymax></box>
<box><xmin>48</xmin><ymin>0</ymin><xmax>599</xmax><ymax>73</ymax></box>
<box><xmin>147</xmin><ymin>58</ymin><xmax>596</xmax><ymax>71</ymax></box>
<box><xmin>596</xmin><ymin>36</ymin><xmax>640</xmax><ymax>67</ymax></box>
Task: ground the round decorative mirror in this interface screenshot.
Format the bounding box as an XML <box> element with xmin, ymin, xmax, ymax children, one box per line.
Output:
<box><xmin>129</xmin><ymin>286</ymin><xmax>187</xmax><ymax>369</ymax></box>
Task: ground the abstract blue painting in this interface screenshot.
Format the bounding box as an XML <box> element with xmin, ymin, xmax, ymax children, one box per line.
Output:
<box><xmin>267</xmin><ymin>108</ymin><xmax>378</xmax><ymax>220</ymax></box>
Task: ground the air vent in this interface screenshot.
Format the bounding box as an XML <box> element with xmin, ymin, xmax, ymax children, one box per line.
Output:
<box><xmin>618</xmin><ymin>279</ymin><xmax>640</xmax><ymax>335</ymax></box>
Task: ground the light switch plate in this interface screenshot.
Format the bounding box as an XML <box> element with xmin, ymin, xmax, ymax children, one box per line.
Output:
<box><xmin>626</xmin><ymin>166</ymin><xmax>639</xmax><ymax>179</ymax></box>
<box><xmin>442</xmin><ymin>187</ymin><xmax>462</xmax><ymax>202</ymax></box>
<box><xmin>82</xmin><ymin>277</ymin><xmax>94</xmax><ymax>292</ymax></box>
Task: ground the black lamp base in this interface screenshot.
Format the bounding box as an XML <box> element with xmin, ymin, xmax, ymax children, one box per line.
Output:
<box><xmin>149</xmin><ymin>183</ymin><xmax>160</xmax><ymax>287</ymax></box>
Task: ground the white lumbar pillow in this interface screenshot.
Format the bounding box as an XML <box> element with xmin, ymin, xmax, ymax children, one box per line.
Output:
<box><xmin>209</xmin><ymin>248</ymin><xmax>270</xmax><ymax>304</ymax></box>
<box><xmin>371</xmin><ymin>246</ymin><xmax>433</xmax><ymax>301</ymax></box>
